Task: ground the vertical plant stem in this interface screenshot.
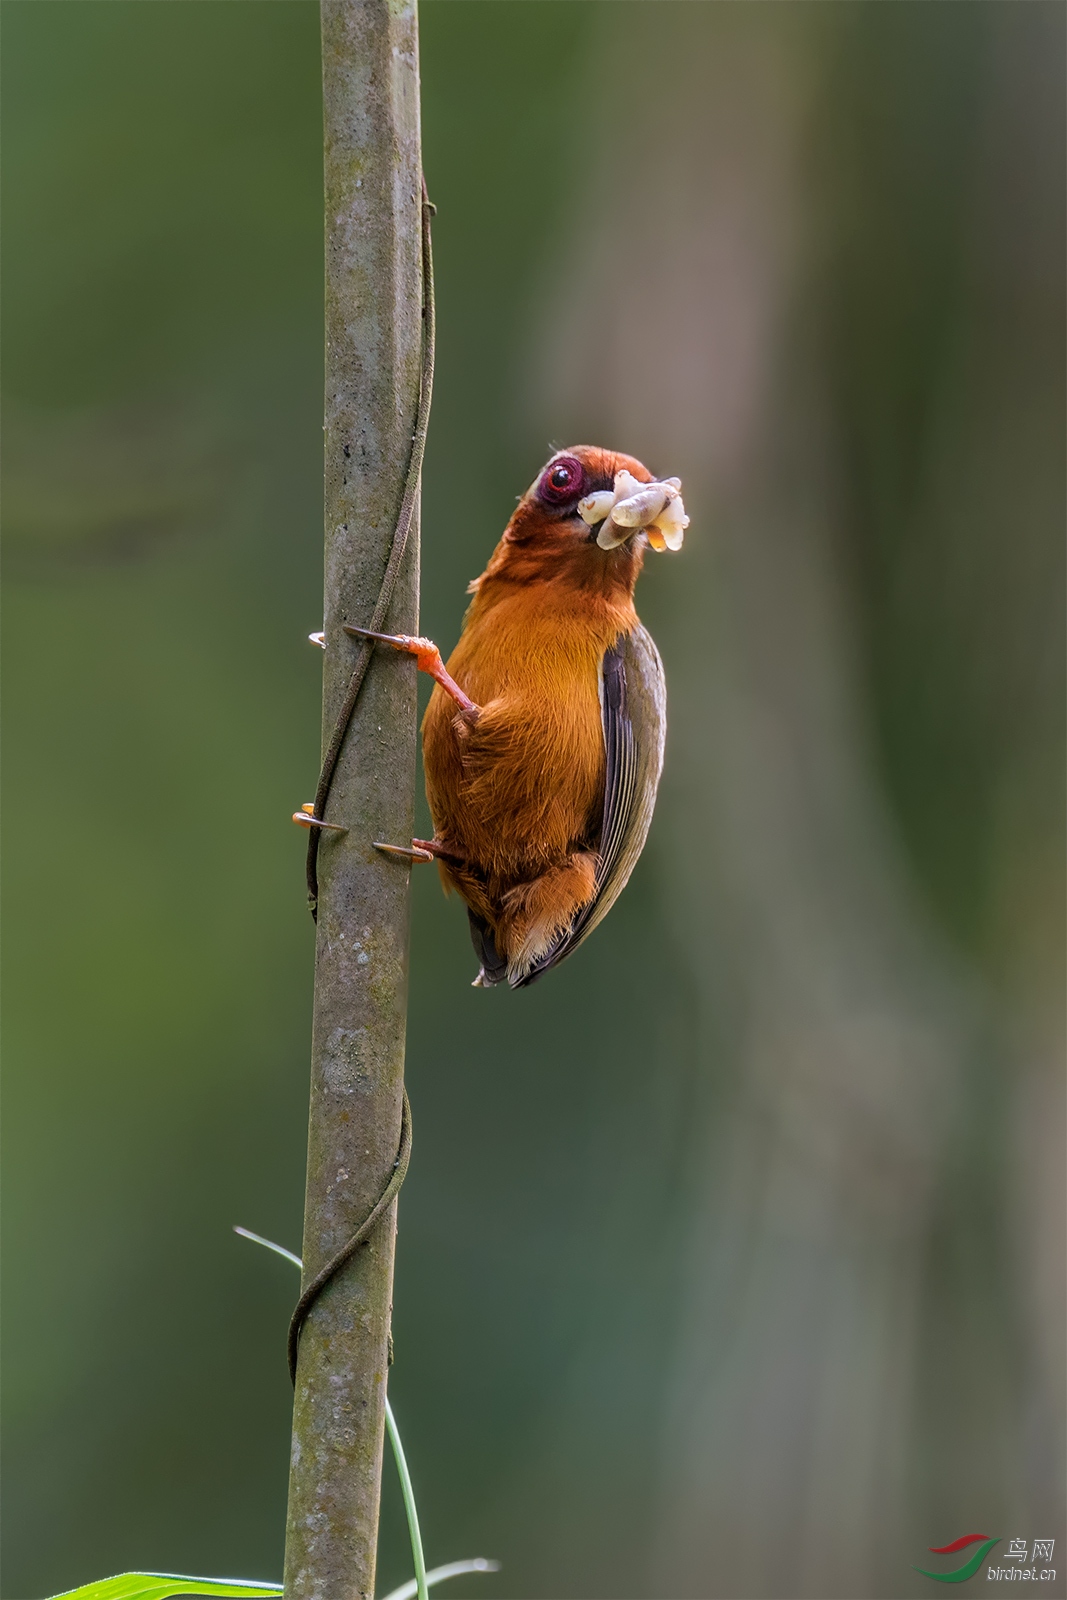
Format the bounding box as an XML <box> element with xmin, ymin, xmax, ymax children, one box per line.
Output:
<box><xmin>385</xmin><ymin>1399</ymin><xmax>429</xmax><ymax>1600</ymax></box>
<box><xmin>283</xmin><ymin>3</ymin><xmax>424</xmax><ymax>1598</ymax></box>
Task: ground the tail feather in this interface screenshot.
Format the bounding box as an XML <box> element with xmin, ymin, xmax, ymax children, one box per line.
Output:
<box><xmin>467</xmin><ymin>909</ymin><xmax>508</xmax><ymax>988</ymax></box>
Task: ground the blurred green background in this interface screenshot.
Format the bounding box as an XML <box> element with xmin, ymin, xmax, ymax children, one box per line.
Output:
<box><xmin>2</xmin><ymin>4</ymin><xmax>1063</xmax><ymax>1598</ymax></box>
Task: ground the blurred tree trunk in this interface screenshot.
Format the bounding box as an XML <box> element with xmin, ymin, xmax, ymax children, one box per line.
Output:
<box><xmin>532</xmin><ymin>5</ymin><xmax>1063</xmax><ymax>1595</ymax></box>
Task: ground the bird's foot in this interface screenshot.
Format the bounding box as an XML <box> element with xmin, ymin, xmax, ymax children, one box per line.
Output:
<box><xmin>343</xmin><ymin>624</ymin><xmax>480</xmax><ymax>720</ymax></box>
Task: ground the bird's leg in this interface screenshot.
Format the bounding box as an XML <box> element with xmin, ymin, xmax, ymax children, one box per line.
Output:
<box><xmin>343</xmin><ymin>625</ymin><xmax>479</xmax><ymax>721</ymax></box>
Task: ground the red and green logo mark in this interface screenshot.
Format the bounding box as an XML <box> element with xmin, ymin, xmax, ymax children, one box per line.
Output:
<box><xmin>915</xmin><ymin>1534</ymin><xmax>1000</xmax><ymax>1583</ymax></box>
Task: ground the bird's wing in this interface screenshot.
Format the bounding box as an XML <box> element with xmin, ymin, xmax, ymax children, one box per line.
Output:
<box><xmin>514</xmin><ymin>623</ymin><xmax>666</xmax><ymax>987</ymax></box>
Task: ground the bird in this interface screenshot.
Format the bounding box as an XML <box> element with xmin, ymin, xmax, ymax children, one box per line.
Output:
<box><xmin>309</xmin><ymin>446</ymin><xmax>687</xmax><ymax>988</ymax></box>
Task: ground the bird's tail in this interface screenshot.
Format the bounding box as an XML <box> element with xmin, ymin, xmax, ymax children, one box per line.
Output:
<box><xmin>467</xmin><ymin>909</ymin><xmax>508</xmax><ymax>988</ymax></box>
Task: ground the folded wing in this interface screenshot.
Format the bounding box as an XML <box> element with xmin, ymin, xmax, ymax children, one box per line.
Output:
<box><xmin>514</xmin><ymin>623</ymin><xmax>666</xmax><ymax>987</ymax></box>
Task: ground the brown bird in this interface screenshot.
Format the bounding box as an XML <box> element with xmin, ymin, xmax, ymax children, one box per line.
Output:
<box><xmin>347</xmin><ymin>445</ymin><xmax>686</xmax><ymax>988</ymax></box>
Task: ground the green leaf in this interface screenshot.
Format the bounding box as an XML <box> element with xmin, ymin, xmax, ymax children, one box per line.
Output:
<box><xmin>46</xmin><ymin>1574</ymin><xmax>283</xmax><ymax>1600</ymax></box>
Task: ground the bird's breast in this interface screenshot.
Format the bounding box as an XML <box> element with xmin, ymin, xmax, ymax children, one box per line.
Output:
<box><xmin>421</xmin><ymin>587</ymin><xmax>636</xmax><ymax>878</ymax></box>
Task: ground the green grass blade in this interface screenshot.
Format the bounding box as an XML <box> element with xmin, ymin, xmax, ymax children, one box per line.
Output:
<box><xmin>46</xmin><ymin>1573</ymin><xmax>282</xmax><ymax>1600</ymax></box>
<box><xmin>378</xmin><ymin>1558</ymin><xmax>501</xmax><ymax>1600</ymax></box>
<box><xmin>385</xmin><ymin>1398</ymin><xmax>428</xmax><ymax>1600</ymax></box>
<box><xmin>233</xmin><ymin>1226</ymin><xmax>302</xmax><ymax>1269</ymax></box>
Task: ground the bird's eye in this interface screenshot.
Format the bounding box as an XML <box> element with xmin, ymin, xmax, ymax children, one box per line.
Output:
<box><xmin>537</xmin><ymin>455</ymin><xmax>584</xmax><ymax>505</ymax></box>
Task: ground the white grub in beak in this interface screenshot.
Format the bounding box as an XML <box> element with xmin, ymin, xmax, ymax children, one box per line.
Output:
<box><xmin>596</xmin><ymin>517</ymin><xmax>631</xmax><ymax>550</ymax></box>
<box><xmin>611</xmin><ymin>485</ymin><xmax>672</xmax><ymax>528</ymax></box>
<box><xmin>598</xmin><ymin>504</ymin><xmax>652</xmax><ymax>549</ymax></box>
<box><xmin>594</xmin><ymin>468</ymin><xmax>688</xmax><ymax>552</ymax></box>
<box><xmin>578</xmin><ymin>490</ymin><xmax>617</xmax><ymax>526</ymax></box>
<box><xmin>612</xmin><ymin>469</ymin><xmax>644</xmax><ymax>501</ymax></box>
<box><xmin>649</xmin><ymin>494</ymin><xmax>688</xmax><ymax>551</ymax></box>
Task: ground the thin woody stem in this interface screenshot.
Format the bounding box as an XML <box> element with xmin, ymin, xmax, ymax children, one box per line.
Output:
<box><xmin>282</xmin><ymin>3</ymin><xmax>425</xmax><ymax>1597</ymax></box>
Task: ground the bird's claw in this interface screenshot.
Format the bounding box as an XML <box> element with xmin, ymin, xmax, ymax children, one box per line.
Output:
<box><xmin>344</xmin><ymin>623</ymin><xmax>422</xmax><ymax>649</ymax></box>
<box><xmin>293</xmin><ymin>803</ymin><xmax>347</xmax><ymax>834</ymax></box>
<box><xmin>374</xmin><ymin>837</ymin><xmax>461</xmax><ymax>864</ymax></box>
<box><xmin>374</xmin><ymin>840</ymin><xmax>436</xmax><ymax>863</ymax></box>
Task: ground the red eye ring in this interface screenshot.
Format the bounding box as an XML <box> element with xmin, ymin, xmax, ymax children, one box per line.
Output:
<box><xmin>537</xmin><ymin>454</ymin><xmax>584</xmax><ymax>506</ymax></box>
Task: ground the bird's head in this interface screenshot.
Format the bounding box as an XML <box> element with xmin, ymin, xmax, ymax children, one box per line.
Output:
<box><xmin>478</xmin><ymin>446</ymin><xmax>687</xmax><ymax>597</ymax></box>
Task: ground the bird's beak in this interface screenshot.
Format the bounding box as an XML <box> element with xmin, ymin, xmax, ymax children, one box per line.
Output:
<box><xmin>579</xmin><ymin>470</ymin><xmax>688</xmax><ymax>552</ymax></box>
